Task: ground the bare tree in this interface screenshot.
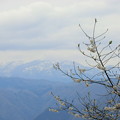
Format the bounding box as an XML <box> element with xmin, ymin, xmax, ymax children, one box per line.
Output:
<box><xmin>49</xmin><ymin>19</ymin><xmax>120</xmax><ymax>120</ymax></box>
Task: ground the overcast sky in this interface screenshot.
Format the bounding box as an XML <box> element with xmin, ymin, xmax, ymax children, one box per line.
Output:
<box><xmin>0</xmin><ymin>0</ymin><xmax>119</xmax><ymax>65</ymax></box>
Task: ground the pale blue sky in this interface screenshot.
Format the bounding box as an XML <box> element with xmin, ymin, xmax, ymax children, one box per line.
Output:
<box><xmin>0</xmin><ymin>0</ymin><xmax>119</xmax><ymax>64</ymax></box>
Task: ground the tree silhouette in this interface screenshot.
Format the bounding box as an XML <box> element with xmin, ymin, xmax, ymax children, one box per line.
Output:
<box><xmin>49</xmin><ymin>19</ymin><xmax>120</xmax><ymax>120</ymax></box>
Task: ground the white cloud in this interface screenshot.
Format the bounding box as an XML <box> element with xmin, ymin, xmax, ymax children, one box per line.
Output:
<box><xmin>0</xmin><ymin>0</ymin><xmax>119</xmax><ymax>63</ymax></box>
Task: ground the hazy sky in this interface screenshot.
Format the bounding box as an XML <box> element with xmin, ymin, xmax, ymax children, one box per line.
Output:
<box><xmin>0</xmin><ymin>0</ymin><xmax>119</xmax><ymax>64</ymax></box>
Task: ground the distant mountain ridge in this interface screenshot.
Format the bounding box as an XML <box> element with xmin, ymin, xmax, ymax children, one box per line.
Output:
<box><xmin>0</xmin><ymin>60</ymin><xmax>98</xmax><ymax>81</ymax></box>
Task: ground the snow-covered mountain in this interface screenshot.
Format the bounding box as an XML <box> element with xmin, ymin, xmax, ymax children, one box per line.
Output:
<box><xmin>0</xmin><ymin>60</ymin><xmax>103</xmax><ymax>82</ymax></box>
<box><xmin>0</xmin><ymin>60</ymin><xmax>82</xmax><ymax>82</ymax></box>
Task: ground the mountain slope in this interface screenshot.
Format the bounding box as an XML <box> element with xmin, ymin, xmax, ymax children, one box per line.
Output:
<box><xmin>34</xmin><ymin>109</ymin><xmax>80</xmax><ymax>120</ymax></box>
<box><xmin>0</xmin><ymin>77</ymin><xmax>89</xmax><ymax>120</ymax></box>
